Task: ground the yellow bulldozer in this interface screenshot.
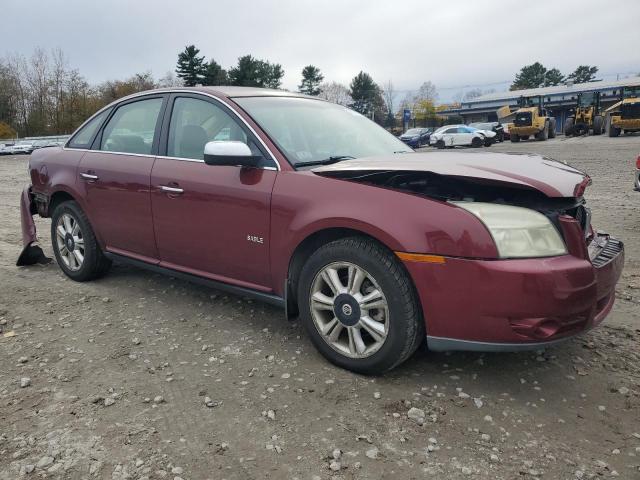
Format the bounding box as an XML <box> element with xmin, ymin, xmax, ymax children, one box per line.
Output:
<box><xmin>564</xmin><ymin>91</ymin><xmax>603</xmax><ymax>136</ymax></box>
<box><xmin>605</xmin><ymin>85</ymin><xmax>640</xmax><ymax>137</ymax></box>
<box><xmin>509</xmin><ymin>96</ymin><xmax>556</xmax><ymax>142</ymax></box>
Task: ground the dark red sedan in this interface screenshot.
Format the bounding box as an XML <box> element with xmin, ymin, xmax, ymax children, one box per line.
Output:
<box><xmin>19</xmin><ymin>87</ymin><xmax>624</xmax><ymax>374</ymax></box>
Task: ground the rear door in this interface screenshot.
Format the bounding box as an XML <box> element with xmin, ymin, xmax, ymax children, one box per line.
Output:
<box><xmin>150</xmin><ymin>93</ymin><xmax>277</xmax><ymax>290</ymax></box>
<box><xmin>78</xmin><ymin>95</ymin><xmax>167</xmax><ymax>262</ymax></box>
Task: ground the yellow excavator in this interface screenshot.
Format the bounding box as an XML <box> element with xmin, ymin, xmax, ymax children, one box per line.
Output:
<box><xmin>564</xmin><ymin>91</ymin><xmax>603</xmax><ymax>136</ymax></box>
<box><xmin>605</xmin><ymin>85</ymin><xmax>640</xmax><ymax>137</ymax></box>
<box><xmin>509</xmin><ymin>95</ymin><xmax>556</xmax><ymax>142</ymax></box>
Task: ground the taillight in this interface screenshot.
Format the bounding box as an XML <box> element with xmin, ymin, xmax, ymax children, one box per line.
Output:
<box><xmin>636</xmin><ymin>155</ymin><xmax>640</xmax><ymax>170</ymax></box>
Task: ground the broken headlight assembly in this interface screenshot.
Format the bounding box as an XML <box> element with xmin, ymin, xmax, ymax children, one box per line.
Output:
<box><xmin>454</xmin><ymin>202</ymin><xmax>567</xmax><ymax>258</ymax></box>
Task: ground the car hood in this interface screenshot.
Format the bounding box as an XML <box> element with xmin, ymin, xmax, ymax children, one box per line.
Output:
<box><xmin>312</xmin><ymin>152</ymin><xmax>589</xmax><ymax>198</ymax></box>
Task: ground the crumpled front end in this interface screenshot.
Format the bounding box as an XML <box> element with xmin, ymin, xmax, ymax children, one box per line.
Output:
<box><xmin>17</xmin><ymin>186</ymin><xmax>50</xmax><ymax>266</ymax></box>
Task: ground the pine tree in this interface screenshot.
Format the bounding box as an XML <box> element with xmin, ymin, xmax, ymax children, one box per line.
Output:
<box><xmin>298</xmin><ymin>65</ymin><xmax>324</xmax><ymax>96</ymax></box>
<box><xmin>566</xmin><ymin>65</ymin><xmax>599</xmax><ymax>84</ymax></box>
<box><xmin>228</xmin><ymin>55</ymin><xmax>284</xmax><ymax>88</ymax></box>
<box><xmin>349</xmin><ymin>71</ymin><xmax>378</xmax><ymax>116</ymax></box>
<box><xmin>544</xmin><ymin>68</ymin><xmax>564</xmax><ymax>86</ymax></box>
<box><xmin>510</xmin><ymin>62</ymin><xmax>547</xmax><ymax>90</ymax></box>
<box><xmin>203</xmin><ymin>59</ymin><xmax>228</xmax><ymax>86</ymax></box>
<box><xmin>175</xmin><ymin>45</ymin><xmax>206</xmax><ymax>87</ymax></box>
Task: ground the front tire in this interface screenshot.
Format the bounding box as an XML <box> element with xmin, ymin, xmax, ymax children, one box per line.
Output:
<box><xmin>471</xmin><ymin>136</ymin><xmax>482</xmax><ymax>148</ymax></box>
<box><xmin>297</xmin><ymin>237</ymin><xmax>424</xmax><ymax>374</ymax></box>
<box><xmin>51</xmin><ymin>201</ymin><xmax>111</xmax><ymax>282</ymax></box>
<box><xmin>593</xmin><ymin>115</ymin><xmax>603</xmax><ymax>135</ymax></box>
<box><xmin>435</xmin><ymin>139</ymin><xmax>445</xmax><ymax>149</ymax></box>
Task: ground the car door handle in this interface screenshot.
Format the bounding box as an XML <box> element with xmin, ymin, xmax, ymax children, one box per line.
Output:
<box><xmin>160</xmin><ymin>185</ymin><xmax>184</xmax><ymax>194</ymax></box>
<box><xmin>80</xmin><ymin>172</ymin><xmax>98</xmax><ymax>181</ymax></box>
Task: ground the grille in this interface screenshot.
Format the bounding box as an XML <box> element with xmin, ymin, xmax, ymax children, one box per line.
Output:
<box><xmin>514</xmin><ymin>112</ymin><xmax>532</xmax><ymax>126</ymax></box>
<box><xmin>591</xmin><ymin>238</ymin><xmax>623</xmax><ymax>268</ymax></box>
<box><xmin>621</xmin><ymin>103</ymin><xmax>640</xmax><ymax>120</ymax></box>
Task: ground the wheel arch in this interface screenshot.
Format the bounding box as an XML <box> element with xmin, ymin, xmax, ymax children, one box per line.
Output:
<box><xmin>284</xmin><ymin>226</ymin><xmax>415</xmax><ymax>319</ymax></box>
<box><xmin>48</xmin><ymin>190</ymin><xmax>76</xmax><ymax>217</ymax></box>
<box><xmin>46</xmin><ymin>187</ymin><xmax>105</xmax><ymax>248</ymax></box>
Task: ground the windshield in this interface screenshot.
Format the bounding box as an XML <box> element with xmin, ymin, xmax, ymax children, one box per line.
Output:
<box><xmin>578</xmin><ymin>92</ymin><xmax>596</xmax><ymax>106</ymax></box>
<box><xmin>235</xmin><ymin>97</ymin><xmax>411</xmax><ymax>166</ymax></box>
<box><xmin>404</xmin><ymin>128</ymin><xmax>422</xmax><ymax>135</ymax></box>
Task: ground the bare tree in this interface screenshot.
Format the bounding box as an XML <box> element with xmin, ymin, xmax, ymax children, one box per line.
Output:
<box><xmin>158</xmin><ymin>71</ymin><xmax>184</xmax><ymax>88</ymax></box>
<box><xmin>382</xmin><ymin>80</ymin><xmax>395</xmax><ymax>117</ymax></box>
<box><xmin>413</xmin><ymin>81</ymin><xmax>438</xmax><ymax>104</ymax></box>
<box><xmin>462</xmin><ymin>88</ymin><xmax>482</xmax><ymax>101</ymax></box>
<box><xmin>318</xmin><ymin>81</ymin><xmax>352</xmax><ymax>106</ymax></box>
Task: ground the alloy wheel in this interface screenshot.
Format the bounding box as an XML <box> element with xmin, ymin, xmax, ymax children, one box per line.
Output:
<box><xmin>309</xmin><ymin>262</ymin><xmax>389</xmax><ymax>358</ymax></box>
<box><xmin>55</xmin><ymin>213</ymin><xmax>85</xmax><ymax>271</ymax></box>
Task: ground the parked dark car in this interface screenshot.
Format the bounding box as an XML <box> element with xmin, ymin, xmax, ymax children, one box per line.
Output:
<box><xmin>469</xmin><ymin>121</ymin><xmax>506</xmax><ymax>142</ymax></box>
<box><xmin>399</xmin><ymin>127</ymin><xmax>431</xmax><ymax>148</ymax></box>
<box><xmin>18</xmin><ymin>86</ymin><xmax>624</xmax><ymax>374</ymax></box>
<box><xmin>635</xmin><ymin>154</ymin><xmax>640</xmax><ymax>191</ymax></box>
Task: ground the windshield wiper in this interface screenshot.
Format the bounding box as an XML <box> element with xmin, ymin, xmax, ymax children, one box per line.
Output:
<box><xmin>295</xmin><ymin>156</ymin><xmax>355</xmax><ymax>168</ymax></box>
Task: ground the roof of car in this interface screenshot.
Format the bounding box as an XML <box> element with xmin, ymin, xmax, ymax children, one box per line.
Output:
<box><xmin>110</xmin><ymin>86</ymin><xmax>317</xmax><ymax>109</ymax></box>
<box><xmin>194</xmin><ymin>86</ymin><xmax>308</xmax><ymax>98</ymax></box>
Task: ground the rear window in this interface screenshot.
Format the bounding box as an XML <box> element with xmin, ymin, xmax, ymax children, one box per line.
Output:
<box><xmin>68</xmin><ymin>109</ymin><xmax>111</xmax><ymax>149</ymax></box>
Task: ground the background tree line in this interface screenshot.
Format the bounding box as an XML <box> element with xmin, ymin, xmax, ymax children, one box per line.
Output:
<box><xmin>0</xmin><ymin>44</ymin><xmax>606</xmax><ymax>139</ymax></box>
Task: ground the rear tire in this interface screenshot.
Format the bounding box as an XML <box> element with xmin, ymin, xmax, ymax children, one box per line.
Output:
<box><xmin>564</xmin><ymin>117</ymin><xmax>574</xmax><ymax>136</ymax></box>
<box><xmin>510</xmin><ymin>134</ymin><xmax>520</xmax><ymax>142</ymax></box>
<box><xmin>51</xmin><ymin>201</ymin><xmax>111</xmax><ymax>282</ymax></box>
<box><xmin>592</xmin><ymin>115</ymin><xmax>603</xmax><ymax>135</ymax></box>
<box><xmin>536</xmin><ymin>123</ymin><xmax>548</xmax><ymax>141</ymax></box>
<box><xmin>548</xmin><ymin>118</ymin><xmax>557</xmax><ymax>138</ymax></box>
<box><xmin>297</xmin><ymin>237</ymin><xmax>424</xmax><ymax>375</ymax></box>
<box><xmin>607</xmin><ymin>116</ymin><xmax>620</xmax><ymax>137</ymax></box>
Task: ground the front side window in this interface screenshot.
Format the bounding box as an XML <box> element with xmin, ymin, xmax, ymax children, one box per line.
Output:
<box><xmin>68</xmin><ymin>109</ymin><xmax>110</xmax><ymax>149</ymax></box>
<box><xmin>235</xmin><ymin>97</ymin><xmax>411</xmax><ymax>166</ymax></box>
<box><xmin>100</xmin><ymin>98</ymin><xmax>163</xmax><ymax>154</ymax></box>
<box><xmin>167</xmin><ymin>97</ymin><xmax>249</xmax><ymax>160</ymax></box>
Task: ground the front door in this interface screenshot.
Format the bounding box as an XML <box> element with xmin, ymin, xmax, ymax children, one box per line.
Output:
<box><xmin>78</xmin><ymin>95</ymin><xmax>165</xmax><ymax>262</ymax></box>
<box><xmin>150</xmin><ymin>94</ymin><xmax>277</xmax><ymax>290</ymax></box>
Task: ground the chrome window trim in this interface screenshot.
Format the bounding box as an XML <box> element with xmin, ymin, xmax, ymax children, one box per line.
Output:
<box><xmin>64</xmin><ymin>89</ymin><xmax>281</xmax><ymax>171</ymax></box>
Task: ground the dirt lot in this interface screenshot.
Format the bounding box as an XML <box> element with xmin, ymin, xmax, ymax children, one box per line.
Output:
<box><xmin>1</xmin><ymin>135</ymin><xmax>639</xmax><ymax>479</ymax></box>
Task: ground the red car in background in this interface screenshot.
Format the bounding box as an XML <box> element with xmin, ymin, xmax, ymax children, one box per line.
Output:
<box><xmin>18</xmin><ymin>87</ymin><xmax>624</xmax><ymax>374</ymax></box>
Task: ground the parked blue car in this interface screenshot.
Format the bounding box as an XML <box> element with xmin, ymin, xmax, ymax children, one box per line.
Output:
<box><xmin>399</xmin><ymin>128</ymin><xmax>432</xmax><ymax>148</ymax></box>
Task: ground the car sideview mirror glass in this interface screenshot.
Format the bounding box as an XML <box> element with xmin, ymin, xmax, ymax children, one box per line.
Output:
<box><xmin>203</xmin><ymin>141</ymin><xmax>261</xmax><ymax>167</ymax></box>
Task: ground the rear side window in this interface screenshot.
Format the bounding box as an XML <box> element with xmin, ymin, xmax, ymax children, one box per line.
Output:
<box><xmin>100</xmin><ymin>98</ymin><xmax>163</xmax><ymax>155</ymax></box>
<box><xmin>67</xmin><ymin>109</ymin><xmax>110</xmax><ymax>149</ymax></box>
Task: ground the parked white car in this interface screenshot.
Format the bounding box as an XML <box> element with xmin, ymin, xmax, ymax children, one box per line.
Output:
<box><xmin>0</xmin><ymin>143</ymin><xmax>12</xmax><ymax>155</ymax></box>
<box><xmin>430</xmin><ymin>125</ymin><xmax>496</xmax><ymax>149</ymax></box>
<box><xmin>9</xmin><ymin>141</ymin><xmax>35</xmax><ymax>154</ymax></box>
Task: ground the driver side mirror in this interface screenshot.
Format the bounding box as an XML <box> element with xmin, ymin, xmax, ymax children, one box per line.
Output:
<box><xmin>203</xmin><ymin>141</ymin><xmax>261</xmax><ymax>167</ymax></box>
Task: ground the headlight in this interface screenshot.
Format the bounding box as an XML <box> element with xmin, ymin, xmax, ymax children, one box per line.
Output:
<box><xmin>454</xmin><ymin>202</ymin><xmax>567</xmax><ymax>258</ymax></box>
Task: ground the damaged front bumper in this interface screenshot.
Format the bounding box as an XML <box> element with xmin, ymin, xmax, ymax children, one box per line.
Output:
<box><xmin>401</xmin><ymin>219</ymin><xmax>624</xmax><ymax>352</ymax></box>
<box><xmin>17</xmin><ymin>186</ymin><xmax>50</xmax><ymax>266</ymax></box>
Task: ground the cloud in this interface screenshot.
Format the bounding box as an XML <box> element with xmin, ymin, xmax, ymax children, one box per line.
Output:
<box><xmin>2</xmin><ymin>0</ymin><xmax>639</xmax><ymax>102</ymax></box>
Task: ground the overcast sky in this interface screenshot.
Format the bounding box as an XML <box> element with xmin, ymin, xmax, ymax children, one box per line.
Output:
<box><xmin>2</xmin><ymin>0</ymin><xmax>639</xmax><ymax>102</ymax></box>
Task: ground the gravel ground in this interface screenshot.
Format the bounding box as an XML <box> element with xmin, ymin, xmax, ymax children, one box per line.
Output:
<box><xmin>1</xmin><ymin>135</ymin><xmax>639</xmax><ymax>479</ymax></box>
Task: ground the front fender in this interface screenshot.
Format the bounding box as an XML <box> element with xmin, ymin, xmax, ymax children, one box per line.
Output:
<box><xmin>269</xmin><ymin>170</ymin><xmax>498</xmax><ymax>293</ymax></box>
